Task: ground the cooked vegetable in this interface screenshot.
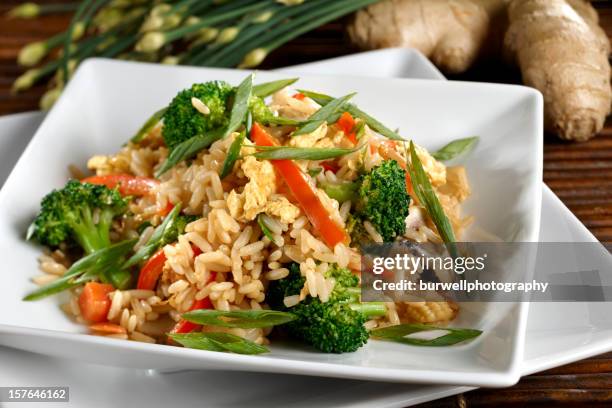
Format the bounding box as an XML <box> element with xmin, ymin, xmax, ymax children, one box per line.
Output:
<box><xmin>79</xmin><ymin>282</ymin><xmax>114</xmax><ymax>323</ymax></box>
<box><xmin>321</xmin><ymin>160</ymin><xmax>410</xmax><ymax>243</ymax></box>
<box><xmin>162</xmin><ymin>80</ymin><xmax>234</xmax><ymax>150</ymax></box>
<box><xmin>432</xmin><ymin>136</ymin><xmax>479</xmax><ymax>161</ymax></box>
<box><xmin>156</xmin><ymin>129</ymin><xmax>225</xmax><ymax>177</ymax></box>
<box><xmin>81</xmin><ymin>174</ymin><xmax>158</xmax><ymax>197</ymax></box>
<box><xmin>28</xmin><ymin>180</ymin><xmax>128</xmax><ymax>253</ymax></box>
<box><xmin>23</xmin><ymin>239</ymin><xmax>137</xmax><ymax>301</ymax></box>
<box><xmin>169</xmin><ymin>332</ymin><xmax>269</xmax><ymax>355</ymax></box>
<box><xmin>251</xmin><ymin>122</ymin><xmax>349</xmax><ymax>248</ymax></box>
<box><xmin>292</xmin><ymin>93</ymin><xmax>355</xmax><ymax>137</ymax></box>
<box><xmin>267</xmin><ymin>263</ymin><xmax>386</xmax><ymax>353</ymax></box>
<box><xmin>252</xmin><ymin>144</ymin><xmax>362</xmax><ymax>161</ymax></box>
<box><xmin>181</xmin><ymin>309</ymin><xmax>296</xmax><ymax>329</ymax></box>
<box><xmin>220</xmin><ymin>130</ymin><xmax>246</xmax><ymax>179</ymax></box>
<box><xmin>407</xmin><ymin>141</ymin><xmax>457</xmax><ymax>254</ymax></box>
<box><xmin>130</xmin><ymin>107</ymin><xmax>167</xmax><ymax>144</ymax></box>
<box><xmin>253</xmin><ymin>78</ymin><xmax>299</xmax><ymax>98</ymax></box>
<box><xmin>370</xmin><ymin>323</ymin><xmax>482</xmax><ymax>346</ymax></box>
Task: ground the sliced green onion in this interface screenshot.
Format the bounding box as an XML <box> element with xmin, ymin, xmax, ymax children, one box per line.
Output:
<box><xmin>156</xmin><ymin>128</ymin><xmax>225</xmax><ymax>176</ymax></box>
<box><xmin>182</xmin><ymin>309</ymin><xmax>296</xmax><ymax>328</ymax></box>
<box><xmin>432</xmin><ymin>136</ymin><xmax>479</xmax><ymax>161</ymax></box>
<box><xmin>407</xmin><ymin>141</ymin><xmax>457</xmax><ymax>255</ymax></box>
<box><xmin>169</xmin><ymin>332</ymin><xmax>269</xmax><ymax>354</ymax></box>
<box><xmin>252</xmin><ymin>144</ymin><xmax>362</xmax><ymax>161</ymax></box>
<box><xmin>123</xmin><ymin>204</ymin><xmax>182</xmax><ymax>268</ymax></box>
<box><xmin>253</xmin><ymin>77</ymin><xmax>298</xmax><ymax>98</ymax></box>
<box><xmin>370</xmin><ymin>323</ymin><xmax>482</xmax><ymax>347</ymax></box>
<box><xmin>292</xmin><ymin>93</ymin><xmax>355</xmax><ymax>137</ymax></box>
<box><xmin>224</xmin><ymin>73</ymin><xmax>254</xmax><ymax>139</ymax></box>
<box><xmin>257</xmin><ymin>214</ymin><xmax>275</xmax><ymax>242</ymax></box>
<box><xmin>220</xmin><ymin>130</ymin><xmax>246</xmax><ymax>179</ymax></box>
<box><xmin>299</xmin><ymin>90</ymin><xmax>404</xmax><ymax>141</ymax></box>
<box><xmin>130</xmin><ymin>107</ymin><xmax>168</xmax><ymax>144</ymax></box>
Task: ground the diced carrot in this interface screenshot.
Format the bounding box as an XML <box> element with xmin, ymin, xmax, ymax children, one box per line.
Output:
<box><xmin>79</xmin><ymin>282</ymin><xmax>114</xmax><ymax>323</ymax></box>
<box><xmin>82</xmin><ymin>174</ymin><xmax>159</xmax><ymax>196</ymax></box>
<box><xmin>158</xmin><ymin>202</ymin><xmax>174</xmax><ymax>217</ymax></box>
<box><xmin>320</xmin><ymin>161</ymin><xmax>339</xmax><ymax>174</ymax></box>
<box><xmin>89</xmin><ymin>323</ymin><xmax>127</xmax><ymax>335</ymax></box>
<box><xmin>292</xmin><ymin>93</ymin><xmax>306</xmax><ymax>100</ymax></box>
<box><xmin>251</xmin><ymin>123</ymin><xmax>348</xmax><ymax>247</ymax></box>
<box><xmin>337</xmin><ymin>112</ymin><xmax>357</xmax><ymax>145</ymax></box>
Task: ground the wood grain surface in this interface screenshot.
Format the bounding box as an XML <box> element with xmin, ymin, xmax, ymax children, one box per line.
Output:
<box><xmin>0</xmin><ymin>1</ymin><xmax>611</xmax><ymax>407</ymax></box>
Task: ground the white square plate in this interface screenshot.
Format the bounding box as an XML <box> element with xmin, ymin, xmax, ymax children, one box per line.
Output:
<box><xmin>0</xmin><ymin>58</ymin><xmax>543</xmax><ymax>387</ymax></box>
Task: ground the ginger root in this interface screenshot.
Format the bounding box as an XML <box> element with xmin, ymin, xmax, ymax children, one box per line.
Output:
<box><xmin>348</xmin><ymin>0</ymin><xmax>612</xmax><ymax>141</ymax></box>
<box><xmin>348</xmin><ymin>0</ymin><xmax>508</xmax><ymax>74</ymax></box>
<box><xmin>504</xmin><ymin>0</ymin><xmax>611</xmax><ymax>141</ymax></box>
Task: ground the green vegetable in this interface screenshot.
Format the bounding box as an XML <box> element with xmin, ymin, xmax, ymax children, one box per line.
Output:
<box><xmin>253</xmin><ymin>77</ymin><xmax>298</xmax><ymax>98</ymax></box>
<box><xmin>252</xmin><ymin>144</ymin><xmax>362</xmax><ymax>161</ymax></box>
<box><xmin>320</xmin><ymin>181</ymin><xmax>359</xmax><ymax>203</ymax></box>
<box><xmin>257</xmin><ymin>214</ymin><xmax>275</xmax><ymax>242</ymax></box>
<box><xmin>169</xmin><ymin>332</ymin><xmax>269</xmax><ymax>354</ymax></box>
<box><xmin>326</xmin><ymin>160</ymin><xmax>410</xmax><ymax>243</ymax></box>
<box><xmin>267</xmin><ymin>263</ymin><xmax>387</xmax><ymax>353</ymax></box>
<box><xmin>307</xmin><ymin>168</ymin><xmax>323</xmax><ymax>177</ymax></box>
<box><xmin>292</xmin><ymin>93</ymin><xmax>355</xmax><ymax>137</ymax></box>
<box><xmin>432</xmin><ymin>136</ymin><xmax>479</xmax><ymax>161</ymax></box>
<box><xmin>27</xmin><ymin>180</ymin><xmax>128</xmax><ymax>254</ymax></box>
<box><xmin>220</xmin><ymin>130</ymin><xmax>245</xmax><ymax>179</ymax></box>
<box><xmin>23</xmin><ymin>239</ymin><xmax>137</xmax><ymax>301</ymax></box>
<box><xmin>162</xmin><ymin>80</ymin><xmax>234</xmax><ymax>150</ymax></box>
<box><xmin>181</xmin><ymin>309</ymin><xmax>296</xmax><ymax>328</ymax></box>
<box><xmin>407</xmin><ymin>141</ymin><xmax>457</xmax><ymax>254</ymax></box>
<box><xmin>298</xmin><ymin>90</ymin><xmax>403</xmax><ymax>141</ymax></box>
<box><xmin>130</xmin><ymin>107</ymin><xmax>167</xmax><ymax>144</ymax></box>
<box><xmin>223</xmin><ymin>73</ymin><xmax>253</xmax><ymax>139</ymax></box>
<box><xmin>156</xmin><ymin>128</ymin><xmax>225</xmax><ymax>176</ymax></box>
<box><xmin>370</xmin><ymin>323</ymin><xmax>482</xmax><ymax>347</ymax></box>
<box><xmin>123</xmin><ymin>204</ymin><xmax>183</xmax><ymax>268</ymax></box>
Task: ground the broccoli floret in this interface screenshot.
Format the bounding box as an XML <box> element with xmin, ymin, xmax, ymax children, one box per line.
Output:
<box><xmin>321</xmin><ymin>160</ymin><xmax>410</xmax><ymax>243</ymax></box>
<box><xmin>267</xmin><ymin>263</ymin><xmax>386</xmax><ymax>353</ymax></box>
<box><xmin>162</xmin><ymin>81</ymin><xmax>234</xmax><ymax>149</ymax></box>
<box><xmin>28</xmin><ymin>180</ymin><xmax>128</xmax><ymax>254</ymax></box>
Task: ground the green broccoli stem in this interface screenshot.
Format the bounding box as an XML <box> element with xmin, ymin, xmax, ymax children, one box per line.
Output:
<box><xmin>320</xmin><ymin>181</ymin><xmax>358</xmax><ymax>204</ymax></box>
<box><xmin>69</xmin><ymin>209</ymin><xmax>104</xmax><ymax>255</ymax></box>
<box><xmin>216</xmin><ymin>0</ymin><xmax>380</xmax><ymax>68</ymax></box>
<box><xmin>349</xmin><ymin>302</ymin><xmax>387</xmax><ymax>319</ymax></box>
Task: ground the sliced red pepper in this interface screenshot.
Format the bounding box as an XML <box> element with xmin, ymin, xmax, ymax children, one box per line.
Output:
<box><xmin>137</xmin><ymin>245</ymin><xmax>203</xmax><ymax>291</ymax></box>
<box><xmin>337</xmin><ymin>112</ymin><xmax>357</xmax><ymax>145</ymax></box>
<box><xmin>82</xmin><ymin>174</ymin><xmax>159</xmax><ymax>196</ymax></box>
<box><xmin>79</xmin><ymin>282</ymin><xmax>114</xmax><ymax>323</ymax></box>
<box><xmin>292</xmin><ymin>92</ymin><xmax>306</xmax><ymax>100</ymax></box>
<box><xmin>320</xmin><ymin>161</ymin><xmax>339</xmax><ymax>174</ymax></box>
<box><xmin>158</xmin><ymin>202</ymin><xmax>174</xmax><ymax>217</ymax></box>
<box><xmin>251</xmin><ymin>123</ymin><xmax>348</xmax><ymax>247</ymax></box>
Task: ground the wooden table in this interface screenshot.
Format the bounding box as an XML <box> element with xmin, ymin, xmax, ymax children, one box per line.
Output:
<box><xmin>1</xmin><ymin>1</ymin><xmax>611</xmax><ymax>406</ymax></box>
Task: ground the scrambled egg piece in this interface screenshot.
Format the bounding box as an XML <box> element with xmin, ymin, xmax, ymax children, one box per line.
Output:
<box><xmin>414</xmin><ymin>144</ymin><xmax>446</xmax><ymax>187</ymax></box>
<box><xmin>288</xmin><ymin>123</ymin><xmax>328</xmax><ymax>148</ymax></box>
<box><xmin>227</xmin><ymin>156</ymin><xmax>300</xmax><ymax>223</ymax></box>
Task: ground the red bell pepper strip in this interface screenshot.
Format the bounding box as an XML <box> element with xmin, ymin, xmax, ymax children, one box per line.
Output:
<box><xmin>251</xmin><ymin>123</ymin><xmax>349</xmax><ymax>248</ymax></box>
<box><xmin>81</xmin><ymin>174</ymin><xmax>159</xmax><ymax>196</ymax></box>
<box><xmin>320</xmin><ymin>161</ymin><xmax>339</xmax><ymax>174</ymax></box>
<box><xmin>158</xmin><ymin>202</ymin><xmax>174</xmax><ymax>217</ymax></box>
<box><xmin>337</xmin><ymin>112</ymin><xmax>357</xmax><ymax>144</ymax></box>
<box><xmin>137</xmin><ymin>245</ymin><xmax>203</xmax><ymax>290</ymax></box>
<box><xmin>79</xmin><ymin>282</ymin><xmax>114</xmax><ymax>323</ymax></box>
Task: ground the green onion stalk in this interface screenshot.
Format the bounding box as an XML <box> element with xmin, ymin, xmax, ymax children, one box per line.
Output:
<box><xmin>7</xmin><ymin>2</ymin><xmax>80</xmax><ymax>19</ymax></box>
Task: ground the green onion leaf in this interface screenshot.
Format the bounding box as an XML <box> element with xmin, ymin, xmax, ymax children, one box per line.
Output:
<box><xmin>182</xmin><ymin>309</ymin><xmax>296</xmax><ymax>328</ymax></box>
<box><xmin>320</xmin><ymin>181</ymin><xmax>358</xmax><ymax>203</ymax></box>
<box><xmin>252</xmin><ymin>144</ymin><xmax>362</xmax><ymax>161</ymax></box>
<box><xmin>123</xmin><ymin>204</ymin><xmax>182</xmax><ymax>268</ymax></box>
<box><xmin>260</xmin><ymin>116</ymin><xmax>304</xmax><ymax>126</ymax></box>
<box><xmin>130</xmin><ymin>107</ymin><xmax>167</xmax><ymax>144</ymax></box>
<box><xmin>224</xmin><ymin>73</ymin><xmax>254</xmax><ymax>139</ymax></box>
<box><xmin>220</xmin><ymin>130</ymin><xmax>246</xmax><ymax>179</ymax></box>
<box><xmin>292</xmin><ymin>92</ymin><xmax>356</xmax><ymax>137</ymax></box>
<box><xmin>257</xmin><ymin>214</ymin><xmax>275</xmax><ymax>242</ymax></box>
<box><xmin>307</xmin><ymin>167</ymin><xmax>322</xmax><ymax>177</ymax></box>
<box><xmin>253</xmin><ymin>77</ymin><xmax>298</xmax><ymax>98</ymax></box>
<box><xmin>156</xmin><ymin>128</ymin><xmax>225</xmax><ymax>177</ymax></box>
<box><xmin>370</xmin><ymin>323</ymin><xmax>482</xmax><ymax>347</ymax></box>
<box><xmin>298</xmin><ymin>90</ymin><xmax>403</xmax><ymax>141</ymax></box>
<box><xmin>407</xmin><ymin>141</ymin><xmax>457</xmax><ymax>255</ymax></box>
<box><xmin>432</xmin><ymin>137</ymin><xmax>479</xmax><ymax>161</ymax></box>
<box><xmin>23</xmin><ymin>239</ymin><xmax>137</xmax><ymax>301</ymax></box>
<box><xmin>169</xmin><ymin>332</ymin><xmax>269</xmax><ymax>354</ymax></box>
